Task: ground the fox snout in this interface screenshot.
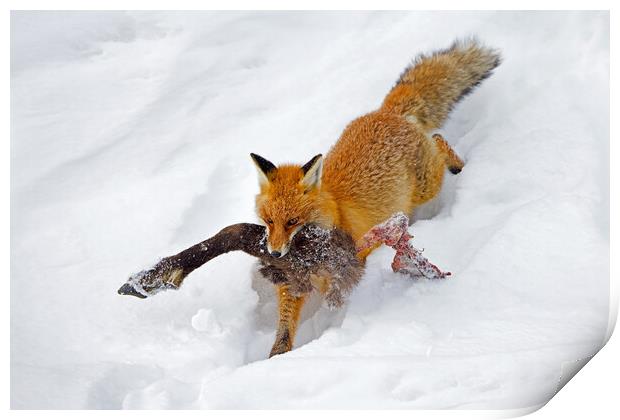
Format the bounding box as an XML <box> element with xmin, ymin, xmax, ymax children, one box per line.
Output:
<box><xmin>267</xmin><ymin>245</ymin><xmax>288</xmax><ymax>258</ymax></box>
<box><xmin>266</xmin><ymin>229</ymin><xmax>292</xmax><ymax>258</ymax></box>
<box><xmin>266</xmin><ymin>221</ymin><xmax>307</xmax><ymax>258</ymax></box>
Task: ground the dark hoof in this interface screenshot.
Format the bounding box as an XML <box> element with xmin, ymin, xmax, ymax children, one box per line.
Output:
<box><xmin>449</xmin><ymin>166</ymin><xmax>462</xmax><ymax>175</ymax></box>
<box><xmin>117</xmin><ymin>283</ymin><xmax>147</xmax><ymax>299</ymax></box>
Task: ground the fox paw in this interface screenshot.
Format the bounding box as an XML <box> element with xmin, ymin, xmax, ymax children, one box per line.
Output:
<box><xmin>269</xmin><ymin>331</ymin><xmax>292</xmax><ymax>358</ymax></box>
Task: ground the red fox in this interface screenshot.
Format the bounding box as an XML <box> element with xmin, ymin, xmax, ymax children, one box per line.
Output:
<box><xmin>251</xmin><ymin>39</ymin><xmax>501</xmax><ymax>356</ymax></box>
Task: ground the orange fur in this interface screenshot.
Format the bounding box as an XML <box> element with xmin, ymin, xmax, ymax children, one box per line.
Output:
<box><xmin>255</xmin><ymin>165</ymin><xmax>337</xmax><ymax>254</ymax></box>
<box><xmin>270</xmin><ymin>284</ymin><xmax>306</xmax><ymax>357</ymax></box>
<box><xmin>252</xmin><ymin>39</ymin><xmax>500</xmax><ymax>355</ymax></box>
<box><xmin>433</xmin><ymin>133</ymin><xmax>464</xmax><ymax>174</ymax></box>
<box><xmin>254</xmin><ymin>39</ymin><xmax>499</xmax><ymax>248</ymax></box>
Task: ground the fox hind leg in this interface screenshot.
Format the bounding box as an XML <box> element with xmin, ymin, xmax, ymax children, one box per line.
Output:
<box><xmin>432</xmin><ymin>133</ymin><xmax>464</xmax><ymax>174</ymax></box>
<box><xmin>270</xmin><ymin>284</ymin><xmax>306</xmax><ymax>357</ymax></box>
<box><xmin>410</xmin><ymin>134</ymin><xmax>452</xmax><ymax>209</ymax></box>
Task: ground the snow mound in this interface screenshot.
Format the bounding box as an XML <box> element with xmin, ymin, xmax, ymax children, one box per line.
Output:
<box><xmin>191</xmin><ymin>309</ymin><xmax>224</xmax><ymax>334</ymax></box>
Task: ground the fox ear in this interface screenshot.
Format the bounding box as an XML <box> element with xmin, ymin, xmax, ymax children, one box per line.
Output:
<box><xmin>300</xmin><ymin>154</ymin><xmax>323</xmax><ymax>191</ymax></box>
<box><xmin>250</xmin><ymin>153</ymin><xmax>276</xmax><ymax>186</ymax></box>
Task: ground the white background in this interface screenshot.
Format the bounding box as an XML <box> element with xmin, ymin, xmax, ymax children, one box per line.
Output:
<box><xmin>5</xmin><ymin>1</ymin><xmax>617</xmax><ymax>417</ymax></box>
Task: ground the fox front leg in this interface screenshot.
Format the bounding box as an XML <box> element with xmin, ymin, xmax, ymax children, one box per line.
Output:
<box><xmin>270</xmin><ymin>284</ymin><xmax>306</xmax><ymax>357</ymax></box>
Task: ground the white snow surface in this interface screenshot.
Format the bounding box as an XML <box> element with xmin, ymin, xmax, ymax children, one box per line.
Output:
<box><xmin>11</xmin><ymin>11</ymin><xmax>609</xmax><ymax>409</ymax></box>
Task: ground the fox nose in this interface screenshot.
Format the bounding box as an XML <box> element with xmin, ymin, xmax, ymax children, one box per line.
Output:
<box><xmin>270</xmin><ymin>251</ymin><xmax>282</xmax><ymax>258</ymax></box>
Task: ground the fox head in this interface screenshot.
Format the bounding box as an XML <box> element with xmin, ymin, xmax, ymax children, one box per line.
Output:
<box><xmin>250</xmin><ymin>153</ymin><xmax>323</xmax><ymax>258</ymax></box>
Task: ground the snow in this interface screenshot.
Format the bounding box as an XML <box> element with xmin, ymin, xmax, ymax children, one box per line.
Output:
<box><xmin>191</xmin><ymin>309</ymin><xmax>224</xmax><ymax>335</ymax></box>
<box><xmin>10</xmin><ymin>11</ymin><xmax>609</xmax><ymax>410</ymax></box>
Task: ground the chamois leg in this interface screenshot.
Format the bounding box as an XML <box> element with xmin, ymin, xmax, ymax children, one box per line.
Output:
<box><xmin>356</xmin><ymin>212</ymin><xmax>451</xmax><ymax>279</ymax></box>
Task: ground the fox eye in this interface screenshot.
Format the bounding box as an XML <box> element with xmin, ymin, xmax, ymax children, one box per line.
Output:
<box><xmin>265</xmin><ymin>218</ymin><xmax>274</xmax><ymax>225</ymax></box>
<box><xmin>286</xmin><ymin>217</ymin><xmax>299</xmax><ymax>227</ymax></box>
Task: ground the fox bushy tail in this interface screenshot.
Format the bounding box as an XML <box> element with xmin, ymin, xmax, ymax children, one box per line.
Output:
<box><xmin>381</xmin><ymin>38</ymin><xmax>501</xmax><ymax>131</ymax></box>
